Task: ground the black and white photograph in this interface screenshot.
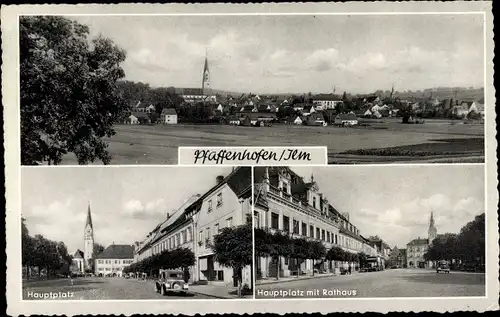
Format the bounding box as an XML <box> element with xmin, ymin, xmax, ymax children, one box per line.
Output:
<box><xmin>20</xmin><ymin>13</ymin><xmax>485</xmax><ymax>165</ymax></box>
<box><xmin>4</xmin><ymin>2</ymin><xmax>498</xmax><ymax>316</ymax></box>
<box><xmin>21</xmin><ymin>166</ymin><xmax>253</xmax><ymax>300</ymax></box>
<box><xmin>253</xmin><ymin>166</ymin><xmax>486</xmax><ymax>298</ymax></box>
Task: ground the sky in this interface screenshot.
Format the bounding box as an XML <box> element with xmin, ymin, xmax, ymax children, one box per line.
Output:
<box><xmin>21</xmin><ymin>166</ymin><xmax>232</xmax><ymax>253</ymax></box>
<box><xmin>69</xmin><ymin>14</ymin><xmax>484</xmax><ymax>94</ymax></box>
<box><xmin>291</xmin><ymin>165</ymin><xmax>485</xmax><ymax>248</ymax></box>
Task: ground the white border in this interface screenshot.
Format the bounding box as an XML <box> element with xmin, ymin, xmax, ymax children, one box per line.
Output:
<box><xmin>3</xmin><ymin>1</ymin><xmax>498</xmax><ymax>315</ymax></box>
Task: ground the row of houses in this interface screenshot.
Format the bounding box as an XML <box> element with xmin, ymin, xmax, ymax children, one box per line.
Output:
<box><xmin>124</xmin><ymin>108</ymin><xmax>178</xmax><ymax>125</ymax></box>
<box><xmin>254</xmin><ymin>167</ymin><xmax>391</xmax><ymax>279</ymax></box>
<box><xmin>133</xmin><ymin>167</ymin><xmax>253</xmax><ymax>288</ymax></box>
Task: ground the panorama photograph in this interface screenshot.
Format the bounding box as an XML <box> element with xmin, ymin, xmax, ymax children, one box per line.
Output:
<box><xmin>20</xmin><ymin>14</ymin><xmax>485</xmax><ymax>165</ymax></box>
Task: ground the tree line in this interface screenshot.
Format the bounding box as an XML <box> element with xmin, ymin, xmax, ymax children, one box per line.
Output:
<box><xmin>22</xmin><ymin>217</ymin><xmax>73</xmax><ymax>279</ymax></box>
<box><xmin>122</xmin><ymin>247</ymin><xmax>195</xmax><ymax>282</ymax></box>
<box><xmin>254</xmin><ymin>228</ymin><xmax>371</xmax><ymax>279</ymax></box>
<box><xmin>424</xmin><ymin>213</ymin><xmax>485</xmax><ymax>265</ymax></box>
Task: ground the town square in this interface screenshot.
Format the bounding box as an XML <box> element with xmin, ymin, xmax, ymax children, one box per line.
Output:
<box><xmin>21</xmin><ymin>166</ymin><xmax>253</xmax><ymax>300</ymax></box>
<box><xmin>253</xmin><ymin>166</ymin><xmax>486</xmax><ymax>298</ymax></box>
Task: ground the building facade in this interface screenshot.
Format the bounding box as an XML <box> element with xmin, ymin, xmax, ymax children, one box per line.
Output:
<box><xmin>190</xmin><ymin>168</ymin><xmax>252</xmax><ymax>287</ymax></box>
<box><xmin>254</xmin><ymin>167</ymin><xmax>376</xmax><ymax>279</ymax></box>
<box><xmin>132</xmin><ymin>167</ymin><xmax>252</xmax><ymax>289</ymax></box>
<box><xmin>95</xmin><ymin>244</ymin><xmax>134</xmax><ymax>277</ymax></box>
<box><xmin>406</xmin><ymin>212</ymin><xmax>438</xmax><ymax>268</ymax></box>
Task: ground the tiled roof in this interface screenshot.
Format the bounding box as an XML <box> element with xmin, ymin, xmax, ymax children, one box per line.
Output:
<box><xmin>96</xmin><ymin>244</ymin><xmax>134</xmax><ymax>259</ymax></box>
<box><xmin>407</xmin><ymin>238</ymin><xmax>429</xmax><ymax>246</ymax></box>
<box><xmin>244</xmin><ymin>112</ymin><xmax>277</xmax><ymax>119</ymax></box>
<box><xmin>161</xmin><ymin>108</ymin><xmax>177</xmax><ymax>115</ymax></box>
<box><xmin>73</xmin><ymin>249</ymin><xmax>84</xmax><ymax>259</ymax></box>
<box><xmin>185</xmin><ymin>167</ymin><xmax>252</xmax><ymax>213</ymax></box>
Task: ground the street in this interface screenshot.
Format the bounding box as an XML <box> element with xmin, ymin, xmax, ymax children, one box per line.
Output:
<box><xmin>255</xmin><ymin>268</ymin><xmax>486</xmax><ymax>298</ymax></box>
<box><xmin>23</xmin><ymin>277</ymin><xmax>214</xmax><ymax>300</ymax></box>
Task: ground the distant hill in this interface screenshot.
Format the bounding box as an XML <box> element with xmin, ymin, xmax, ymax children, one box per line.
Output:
<box><xmin>393</xmin><ymin>87</ymin><xmax>484</xmax><ymax>102</ymax></box>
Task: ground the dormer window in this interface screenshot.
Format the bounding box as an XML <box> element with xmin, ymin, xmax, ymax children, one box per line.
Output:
<box><xmin>313</xmin><ymin>197</ymin><xmax>317</xmax><ymax>209</ymax></box>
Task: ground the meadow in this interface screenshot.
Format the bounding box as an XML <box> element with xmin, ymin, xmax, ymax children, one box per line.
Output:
<box><xmin>60</xmin><ymin>119</ymin><xmax>484</xmax><ymax>165</ymax></box>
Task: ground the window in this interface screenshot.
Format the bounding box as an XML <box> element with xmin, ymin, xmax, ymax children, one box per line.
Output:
<box><xmin>226</xmin><ymin>217</ymin><xmax>233</xmax><ymax>228</ymax></box>
<box><xmin>293</xmin><ymin>219</ymin><xmax>299</xmax><ymax>234</ymax></box>
<box><xmin>208</xmin><ymin>200</ymin><xmax>213</xmax><ymax>212</ymax></box>
<box><xmin>313</xmin><ymin>196</ymin><xmax>317</xmax><ymax>209</ymax></box>
<box><xmin>301</xmin><ymin>223</ymin><xmax>307</xmax><ymax>236</ymax></box>
<box><xmin>199</xmin><ymin>231</ymin><xmax>203</xmax><ymax>244</ymax></box>
<box><xmin>187</xmin><ymin>227</ymin><xmax>192</xmax><ymax>241</ymax></box>
<box><xmin>181</xmin><ymin>230</ymin><xmax>186</xmax><ymax>244</ymax></box>
<box><xmin>322</xmin><ymin>229</ymin><xmax>325</xmax><ymax>241</ymax></box>
<box><xmin>316</xmin><ymin>228</ymin><xmax>320</xmax><ymax>240</ymax></box>
<box><xmin>283</xmin><ymin>216</ymin><xmax>290</xmax><ymax>233</ymax></box>
<box><xmin>206</xmin><ymin>228</ymin><xmax>211</xmax><ymax>242</ymax></box>
<box><xmin>176</xmin><ymin>233</ymin><xmax>180</xmax><ymax>246</ymax></box>
<box><xmin>217</xmin><ymin>270</ymin><xmax>224</xmax><ymax>281</ymax></box>
<box><xmin>309</xmin><ymin>225</ymin><xmax>314</xmax><ymax>238</ymax></box>
<box><xmin>254</xmin><ymin>213</ymin><xmax>260</xmax><ymax>228</ymax></box>
<box><xmin>282</xmin><ymin>183</ymin><xmax>288</xmax><ymax>194</ymax></box>
<box><xmin>215</xmin><ymin>223</ymin><xmax>219</xmax><ymax>234</ymax></box>
<box><xmin>271</xmin><ymin>213</ymin><xmax>279</xmax><ymax>229</ymax></box>
<box><xmin>327</xmin><ymin>232</ymin><xmax>331</xmax><ymax>243</ymax></box>
<box><xmin>217</xmin><ymin>193</ymin><xmax>223</xmax><ymax>206</ymax></box>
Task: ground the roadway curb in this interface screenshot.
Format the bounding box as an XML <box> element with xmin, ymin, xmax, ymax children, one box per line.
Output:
<box><xmin>256</xmin><ymin>274</ymin><xmax>338</xmax><ymax>286</ymax></box>
<box><xmin>190</xmin><ymin>291</ymin><xmax>230</xmax><ymax>299</ymax></box>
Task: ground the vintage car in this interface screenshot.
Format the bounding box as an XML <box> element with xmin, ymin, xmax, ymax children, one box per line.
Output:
<box><xmin>436</xmin><ymin>262</ymin><xmax>450</xmax><ymax>274</ymax></box>
<box><xmin>155</xmin><ymin>269</ymin><xmax>189</xmax><ymax>295</ymax></box>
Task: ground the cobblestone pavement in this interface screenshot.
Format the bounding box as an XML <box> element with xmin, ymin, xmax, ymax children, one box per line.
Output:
<box><xmin>23</xmin><ymin>277</ymin><xmax>214</xmax><ymax>300</ymax></box>
<box><xmin>255</xmin><ymin>268</ymin><xmax>486</xmax><ymax>299</ymax></box>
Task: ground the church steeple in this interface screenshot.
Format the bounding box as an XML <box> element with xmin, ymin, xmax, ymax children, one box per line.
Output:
<box><xmin>84</xmin><ymin>202</ymin><xmax>95</xmax><ymax>271</ymax></box>
<box><xmin>428</xmin><ymin>211</ymin><xmax>437</xmax><ymax>243</ymax></box>
<box><xmin>202</xmin><ymin>50</ymin><xmax>210</xmax><ymax>93</ymax></box>
<box><xmin>86</xmin><ymin>202</ymin><xmax>93</xmax><ymax>229</ymax></box>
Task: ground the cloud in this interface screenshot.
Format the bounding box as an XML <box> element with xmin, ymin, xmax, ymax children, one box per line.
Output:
<box><xmin>353</xmin><ymin>193</ymin><xmax>483</xmax><ymax>248</ymax></box>
<box><xmin>123</xmin><ymin>198</ymin><xmax>168</xmax><ymax>220</ymax></box>
<box><xmin>304</xmin><ymin>48</ymin><xmax>340</xmax><ymax>72</ymax></box>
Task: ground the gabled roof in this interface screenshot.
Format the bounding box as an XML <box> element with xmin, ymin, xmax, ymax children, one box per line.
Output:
<box><xmin>96</xmin><ymin>244</ymin><xmax>134</xmax><ymax>259</ymax></box>
<box><xmin>73</xmin><ymin>249</ymin><xmax>84</xmax><ymax>259</ymax></box>
<box><xmin>185</xmin><ymin>167</ymin><xmax>252</xmax><ymax>213</ymax></box>
<box><xmin>161</xmin><ymin>108</ymin><xmax>177</xmax><ymax>115</ymax></box>
<box><xmin>407</xmin><ymin>238</ymin><xmax>429</xmax><ymax>246</ymax></box>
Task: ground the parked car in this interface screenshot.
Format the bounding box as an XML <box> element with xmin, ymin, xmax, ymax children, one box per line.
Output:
<box><xmin>155</xmin><ymin>269</ymin><xmax>189</xmax><ymax>296</ymax></box>
<box><xmin>436</xmin><ymin>263</ymin><xmax>450</xmax><ymax>274</ymax></box>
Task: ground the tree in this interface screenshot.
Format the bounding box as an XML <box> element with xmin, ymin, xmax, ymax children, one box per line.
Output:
<box><xmin>20</xmin><ymin>16</ymin><xmax>128</xmax><ymax>165</ymax></box>
<box><xmin>211</xmin><ymin>222</ymin><xmax>253</xmax><ymax>297</ymax></box>
<box><xmin>457</xmin><ymin>213</ymin><xmax>485</xmax><ymax>263</ymax></box>
<box><xmin>309</xmin><ymin>240</ymin><xmax>326</xmax><ymax>276</ymax></box>
<box><xmin>357</xmin><ymin>252</ymin><xmax>368</xmax><ymax>269</ymax></box>
<box><xmin>22</xmin><ymin>217</ymin><xmax>34</xmax><ymax>279</ymax></box>
<box><xmin>289</xmin><ymin>237</ymin><xmax>310</xmax><ymax>278</ymax></box>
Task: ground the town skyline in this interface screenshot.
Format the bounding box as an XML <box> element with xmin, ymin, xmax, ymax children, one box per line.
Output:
<box><xmin>70</xmin><ymin>14</ymin><xmax>484</xmax><ymax>95</ymax></box>
<box><xmin>290</xmin><ymin>165</ymin><xmax>484</xmax><ymax>248</ymax></box>
<box><xmin>21</xmin><ymin>166</ymin><xmax>233</xmax><ymax>253</ymax></box>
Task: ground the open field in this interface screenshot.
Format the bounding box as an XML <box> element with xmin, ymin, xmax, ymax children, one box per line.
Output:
<box><xmin>60</xmin><ymin>119</ymin><xmax>484</xmax><ymax>165</ymax></box>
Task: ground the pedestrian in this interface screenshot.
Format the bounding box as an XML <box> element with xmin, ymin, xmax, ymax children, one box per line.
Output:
<box><xmin>348</xmin><ymin>266</ymin><xmax>352</xmax><ymax>275</ymax></box>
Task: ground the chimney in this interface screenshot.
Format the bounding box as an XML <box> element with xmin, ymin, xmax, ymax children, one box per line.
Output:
<box><xmin>216</xmin><ymin>175</ymin><xmax>224</xmax><ymax>184</ymax></box>
<box><xmin>166</xmin><ymin>213</ymin><xmax>170</xmax><ymax>219</ymax></box>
